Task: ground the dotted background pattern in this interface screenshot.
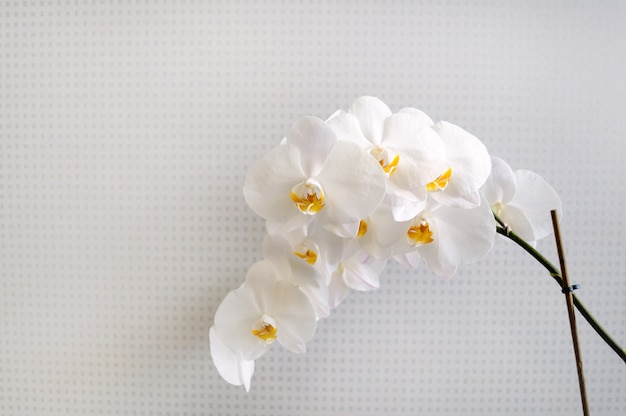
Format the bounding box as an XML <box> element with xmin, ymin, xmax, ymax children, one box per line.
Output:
<box><xmin>1</xmin><ymin>1</ymin><xmax>625</xmax><ymax>415</ymax></box>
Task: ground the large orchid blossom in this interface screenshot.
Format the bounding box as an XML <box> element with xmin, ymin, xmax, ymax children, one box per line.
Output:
<box><xmin>327</xmin><ymin>96</ymin><xmax>448</xmax><ymax>221</ymax></box>
<box><xmin>212</xmin><ymin>260</ymin><xmax>317</xmax><ymax>361</ymax></box>
<box><xmin>210</xmin><ymin>96</ymin><xmax>576</xmax><ymax>391</ymax></box>
<box><xmin>395</xmin><ymin>198</ymin><xmax>496</xmax><ymax>278</ymax></box>
<box><xmin>243</xmin><ymin>116</ymin><xmax>387</xmax><ymax>237</ymax></box>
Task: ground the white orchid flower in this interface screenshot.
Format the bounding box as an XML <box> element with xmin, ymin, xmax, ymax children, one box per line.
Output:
<box><xmin>268</xmin><ymin>219</ymin><xmax>346</xmax><ymax>285</ymax></box>
<box><xmin>328</xmin><ymin>250</ymin><xmax>387</xmax><ymax>309</ymax></box>
<box><xmin>327</xmin><ymin>96</ymin><xmax>449</xmax><ymax>221</ymax></box>
<box><xmin>481</xmin><ymin>156</ymin><xmax>562</xmax><ymax>243</ymax></box>
<box><xmin>262</xmin><ymin>234</ymin><xmax>330</xmax><ymax>319</ymax></box>
<box><xmin>357</xmin><ymin>203</ymin><xmax>413</xmax><ymax>261</ymax></box>
<box><xmin>424</xmin><ymin>121</ymin><xmax>492</xmax><ymax>209</ymax></box>
<box><xmin>243</xmin><ymin>116</ymin><xmax>387</xmax><ymax>237</ymax></box>
<box><xmin>209</xmin><ymin>327</ymin><xmax>255</xmax><ymax>392</ymax></box>
<box><xmin>394</xmin><ymin>198</ymin><xmax>496</xmax><ymax>278</ymax></box>
<box><xmin>212</xmin><ymin>260</ymin><xmax>317</xmax><ymax>363</ymax></box>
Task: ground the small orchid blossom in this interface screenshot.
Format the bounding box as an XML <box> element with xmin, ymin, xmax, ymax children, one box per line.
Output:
<box><xmin>243</xmin><ymin>116</ymin><xmax>387</xmax><ymax>237</ymax></box>
<box><xmin>394</xmin><ymin>198</ymin><xmax>496</xmax><ymax>278</ymax></box>
<box><xmin>268</xmin><ymin>219</ymin><xmax>346</xmax><ymax>285</ymax></box>
<box><xmin>327</xmin><ymin>96</ymin><xmax>449</xmax><ymax>221</ymax></box>
<box><xmin>481</xmin><ymin>156</ymin><xmax>562</xmax><ymax>243</ymax></box>
<box><xmin>357</xmin><ymin>203</ymin><xmax>413</xmax><ymax>261</ymax></box>
<box><xmin>212</xmin><ymin>260</ymin><xmax>317</xmax><ymax>363</ymax></box>
<box><xmin>209</xmin><ymin>327</ymin><xmax>255</xmax><ymax>392</ymax></box>
<box><xmin>262</xmin><ymin>234</ymin><xmax>330</xmax><ymax>319</ymax></box>
<box><xmin>328</xmin><ymin>250</ymin><xmax>387</xmax><ymax>309</ymax></box>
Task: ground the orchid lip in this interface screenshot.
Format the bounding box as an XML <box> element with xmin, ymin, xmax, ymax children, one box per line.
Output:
<box><xmin>293</xmin><ymin>238</ymin><xmax>320</xmax><ymax>265</ymax></box>
<box><xmin>290</xmin><ymin>178</ymin><xmax>325</xmax><ymax>215</ymax></box>
<box><xmin>407</xmin><ymin>218</ymin><xmax>434</xmax><ymax>246</ymax></box>
<box><xmin>426</xmin><ymin>167</ymin><xmax>452</xmax><ymax>192</ymax></box>
<box><xmin>357</xmin><ymin>219</ymin><xmax>368</xmax><ymax>238</ymax></box>
<box><xmin>251</xmin><ymin>314</ymin><xmax>278</xmax><ymax>345</ymax></box>
<box><xmin>370</xmin><ymin>146</ymin><xmax>399</xmax><ymax>177</ymax></box>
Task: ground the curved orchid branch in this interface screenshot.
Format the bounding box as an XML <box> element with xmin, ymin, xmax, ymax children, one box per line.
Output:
<box><xmin>494</xmin><ymin>214</ymin><xmax>626</xmax><ymax>364</ymax></box>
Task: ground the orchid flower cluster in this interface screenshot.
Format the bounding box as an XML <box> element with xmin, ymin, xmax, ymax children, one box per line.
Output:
<box><xmin>210</xmin><ymin>96</ymin><xmax>562</xmax><ymax>391</ymax></box>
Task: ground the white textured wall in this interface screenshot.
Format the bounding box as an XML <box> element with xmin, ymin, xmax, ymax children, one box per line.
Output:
<box><xmin>1</xmin><ymin>1</ymin><xmax>625</xmax><ymax>415</ymax></box>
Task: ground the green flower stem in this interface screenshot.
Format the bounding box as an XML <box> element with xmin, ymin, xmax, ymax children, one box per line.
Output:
<box><xmin>494</xmin><ymin>219</ymin><xmax>626</xmax><ymax>364</ymax></box>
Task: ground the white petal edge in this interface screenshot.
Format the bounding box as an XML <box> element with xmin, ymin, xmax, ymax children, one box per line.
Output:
<box><xmin>347</xmin><ymin>96</ymin><xmax>392</xmax><ymax>145</ymax></box>
<box><xmin>481</xmin><ymin>156</ymin><xmax>517</xmax><ymax>206</ymax></box>
<box><xmin>398</xmin><ymin>107</ymin><xmax>435</xmax><ymax>127</ymax></box>
<box><xmin>326</xmin><ymin>110</ymin><xmax>373</xmax><ymax>148</ymax></box>
<box><xmin>286</xmin><ymin>116</ymin><xmax>337</xmax><ymax>177</ymax></box>
<box><xmin>243</xmin><ymin>143</ymin><xmax>306</xmax><ymax>225</ymax></box>
<box><xmin>508</xmin><ymin>169</ymin><xmax>562</xmax><ymax>240</ymax></box>
<box><xmin>209</xmin><ymin>327</ymin><xmax>255</xmax><ymax>392</ymax></box>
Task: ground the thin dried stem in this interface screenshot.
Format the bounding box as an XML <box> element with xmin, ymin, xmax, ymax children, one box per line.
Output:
<box><xmin>551</xmin><ymin>210</ymin><xmax>590</xmax><ymax>416</ymax></box>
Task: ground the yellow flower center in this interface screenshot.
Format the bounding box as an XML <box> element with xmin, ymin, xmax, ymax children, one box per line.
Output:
<box><xmin>357</xmin><ymin>219</ymin><xmax>368</xmax><ymax>238</ymax></box>
<box><xmin>251</xmin><ymin>315</ymin><xmax>277</xmax><ymax>344</ymax></box>
<box><xmin>379</xmin><ymin>154</ymin><xmax>399</xmax><ymax>176</ymax></box>
<box><xmin>426</xmin><ymin>167</ymin><xmax>452</xmax><ymax>192</ymax></box>
<box><xmin>407</xmin><ymin>219</ymin><xmax>434</xmax><ymax>246</ymax></box>
<box><xmin>291</xmin><ymin>179</ymin><xmax>325</xmax><ymax>215</ymax></box>
<box><xmin>293</xmin><ymin>238</ymin><xmax>320</xmax><ymax>265</ymax></box>
<box><xmin>370</xmin><ymin>146</ymin><xmax>400</xmax><ymax>177</ymax></box>
<box><xmin>293</xmin><ymin>249</ymin><xmax>317</xmax><ymax>265</ymax></box>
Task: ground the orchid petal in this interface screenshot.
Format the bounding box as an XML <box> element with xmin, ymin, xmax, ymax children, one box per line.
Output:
<box><xmin>328</xmin><ymin>269</ymin><xmax>352</xmax><ymax>309</ymax></box>
<box><xmin>261</xmin><ymin>235</ymin><xmax>329</xmax><ymax>319</ymax></box>
<box><xmin>398</xmin><ymin>107</ymin><xmax>435</xmax><ymax>127</ymax></box>
<box><xmin>288</xmin><ymin>256</ymin><xmax>330</xmax><ymax>319</ymax></box>
<box><xmin>382</xmin><ymin>115</ymin><xmax>448</xmax><ymax>188</ymax></box>
<box><xmin>385</xmin><ymin>180</ymin><xmax>423</xmax><ymax>204</ymax></box>
<box><xmin>481</xmin><ymin>157</ymin><xmax>517</xmax><ymax>205</ymax></box>
<box><xmin>285</xmin><ymin>116</ymin><xmax>337</xmax><ymax>177</ymax></box>
<box><xmin>391</xmin><ymin>151</ymin><xmax>448</xmax><ymax>195</ymax></box>
<box><xmin>272</xmin><ymin>281</ymin><xmax>317</xmax><ymax>354</ymax></box>
<box><xmin>261</xmin><ymin>235</ymin><xmax>294</xmax><ymax>280</ymax></box>
<box><xmin>342</xmin><ymin>253</ymin><xmax>386</xmax><ymax>292</ymax></box>
<box><xmin>419</xmin><ymin>198</ymin><xmax>495</xmax><ymax>278</ymax></box>
<box><xmin>243</xmin><ymin>143</ymin><xmax>306</xmax><ymax>226</ymax></box>
<box><xmin>213</xmin><ymin>286</ymin><xmax>269</xmax><ymax>361</ymax></box>
<box><xmin>389</xmin><ymin>196</ymin><xmax>428</xmax><ymax>223</ymax></box>
<box><xmin>393</xmin><ymin>250</ymin><xmax>422</xmax><ymax>269</ymax></box>
<box><xmin>508</xmin><ymin>170</ymin><xmax>562</xmax><ymax>240</ymax></box>
<box><xmin>347</xmin><ymin>96</ymin><xmax>392</xmax><ymax>145</ymax></box>
<box><xmin>323</xmin><ymin>219</ymin><xmax>361</xmax><ymax>239</ymax></box>
<box><xmin>431</xmin><ymin>121</ymin><xmax>491</xmax><ymax>207</ymax></box>
<box><xmin>265</xmin><ymin>216</ymin><xmax>311</xmax><ymax>235</ymax></box>
<box><xmin>326</xmin><ymin>110</ymin><xmax>372</xmax><ymax>148</ymax></box>
<box><xmin>244</xmin><ymin>260</ymin><xmax>280</xmax><ymax>311</ymax></box>
<box><xmin>360</xmin><ymin>204</ymin><xmax>412</xmax><ymax>260</ymax></box>
<box><xmin>312</xmin><ymin>226</ymin><xmax>346</xmax><ymax>273</ymax></box>
<box><xmin>209</xmin><ymin>327</ymin><xmax>255</xmax><ymax>392</ymax></box>
<box><xmin>499</xmin><ymin>204</ymin><xmax>535</xmax><ymax>243</ymax></box>
<box><xmin>317</xmin><ymin>140</ymin><xmax>387</xmax><ymax>225</ymax></box>
<box><xmin>423</xmin><ymin>255</ymin><xmax>458</xmax><ymax>279</ymax></box>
